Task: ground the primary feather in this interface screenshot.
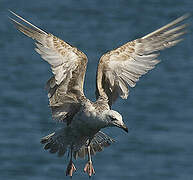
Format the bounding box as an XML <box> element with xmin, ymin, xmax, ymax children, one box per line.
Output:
<box><xmin>96</xmin><ymin>14</ymin><xmax>188</xmax><ymax>107</ymax></box>
<box><xmin>9</xmin><ymin>10</ymin><xmax>88</xmax><ymax>124</ymax></box>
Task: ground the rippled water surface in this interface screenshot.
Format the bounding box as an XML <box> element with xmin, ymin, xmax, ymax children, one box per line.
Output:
<box><xmin>1</xmin><ymin>0</ymin><xmax>193</xmax><ymax>180</ymax></box>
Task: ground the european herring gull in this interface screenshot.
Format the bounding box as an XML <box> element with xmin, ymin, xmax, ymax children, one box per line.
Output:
<box><xmin>10</xmin><ymin>10</ymin><xmax>188</xmax><ymax>177</ymax></box>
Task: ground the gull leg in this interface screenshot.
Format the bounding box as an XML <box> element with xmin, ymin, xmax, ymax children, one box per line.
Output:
<box><xmin>66</xmin><ymin>148</ymin><xmax>76</xmax><ymax>177</ymax></box>
<box><xmin>84</xmin><ymin>145</ymin><xmax>95</xmax><ymax>177</ymax></box>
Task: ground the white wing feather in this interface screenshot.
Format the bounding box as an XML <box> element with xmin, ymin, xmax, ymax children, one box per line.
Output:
<box><xmin>96</xmin><ymin>14</ymin><xmax>189</xmax><ymax>106</ymax></box>
<box><xmin>10</xmin><ymin>11</ymin><xmax>88</xmax><ymax>123</ymax></box>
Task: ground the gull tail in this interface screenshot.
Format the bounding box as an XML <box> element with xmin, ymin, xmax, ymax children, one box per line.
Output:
<box><xmin>73</xmin><ymin>131</ymin><xmax>115</xmax><ymax>159</ymax></box>
<box><xmin>40</xmin><ymin>129</ymin><xmax>69</xmax><ymax>157</ymax></box>
<box><xmin>41</xmin><ymin>130</ymin><xmax>115</xmax><ymax>158</ymax></box>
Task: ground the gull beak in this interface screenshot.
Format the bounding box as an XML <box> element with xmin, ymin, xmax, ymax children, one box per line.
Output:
<box><xmin>121</xmin><ymin>124</ymin><xmax>128</xmax><ymax>133</ymax></box>
<box><xmin>113</xmin><ymin>122</ymin><xmax>128</xmax><ymax>133</ymax></box>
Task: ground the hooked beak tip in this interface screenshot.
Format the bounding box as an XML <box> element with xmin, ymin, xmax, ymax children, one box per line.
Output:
<box><xmin>122</xmin><ymin>124</ymin><xmax>128</xmax><ymax>133</ymax></box>
<box><xmin>113</xmin><ymin>122</ymin><xmax>128</xmax><ymax>133</ymax></box>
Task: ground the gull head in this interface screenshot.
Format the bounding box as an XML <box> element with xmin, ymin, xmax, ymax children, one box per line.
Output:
<box><xmin>104</xmin><ymin>110</ymin><xmax>128</xmax><ymax>133</ymax></box>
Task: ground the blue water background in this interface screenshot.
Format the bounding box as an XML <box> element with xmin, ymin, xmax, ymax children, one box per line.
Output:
<box><xmin>1</xmin><ymin>0</ymin><xmax>193</xmax><ymax>180</ymax></box>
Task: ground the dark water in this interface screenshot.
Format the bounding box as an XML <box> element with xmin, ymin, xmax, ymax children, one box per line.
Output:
<box><xmin>1</xmin><ymin>0</ymin><xmax>193</xmax><ymax>180</ymax></box>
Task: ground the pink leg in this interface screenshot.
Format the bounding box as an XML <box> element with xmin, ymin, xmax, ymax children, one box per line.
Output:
<box><xmin>84</xmin><ymin>146</ymin><xmax>95</xmax><ymax>177</ymax></box>
<box><xmin>66</xmin><ymin>149</ymin><xmax>76</xmax><ymax>177</ymax></box>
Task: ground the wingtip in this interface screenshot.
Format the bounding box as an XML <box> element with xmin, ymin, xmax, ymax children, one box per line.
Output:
<box><xmin>182</xmin><ymin>13</ymin><xmax>191</xmax><ymax>19</ymax></box>
<box><xmin>8</xmin><ymin>16</ymin><xmax>18</xmax><ymax>25</ymax></box>
<box><xmin>176</xmin><ymin>13</ymin><xmax>191</xmax><ymax>22</ymax></box>
<box><xmin>8</xmin><ymin>9</ymin><xmax>20</xmax><ymax>18</ymax></box>
<box><xmin>142</xmin><ymin>13</ymin><xmax>190</xmax><ymax>40</ymax></box>
<box><xmin>8</xmin><ymin>9</ymin><xmax>47</xmax><ymax>35</ymax></box>
<box><xmin>8</xmin><ymin>9</ymin><xmax>16</xmax><ymax>23</ymax></box>
<box><xmin>8</xmin><ymin>9</ymin><xmax>14</xmax><ymax>14</ymax></box>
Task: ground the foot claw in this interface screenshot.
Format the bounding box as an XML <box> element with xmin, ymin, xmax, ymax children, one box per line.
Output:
<box><xmin>84</xmin><ymin>161</ymin><xmax>95</xmax><ymax>177</ymax></box>
<box><xmin>66</xmin><ymin>161</ymin><xmax>76</xmax><ymax>177</ymax></box>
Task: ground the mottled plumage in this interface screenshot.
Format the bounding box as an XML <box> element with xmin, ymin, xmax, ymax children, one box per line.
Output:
<box><xmin>10</xmin><ymin>10</ymin><xmax>188</xmax><ymax>177</ymax></box>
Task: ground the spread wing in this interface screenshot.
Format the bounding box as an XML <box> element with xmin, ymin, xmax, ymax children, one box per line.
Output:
<box><xmin>96</xmin><ymin>14</ymin><xmax>189</xmax><ymax>107</ymax></box>
<box><xmin>10</xmin><ymin>11</ymin><xmax>88</xmax><ymax>124</ymax></box>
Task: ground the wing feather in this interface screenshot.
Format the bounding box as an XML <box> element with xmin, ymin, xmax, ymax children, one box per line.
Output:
<box><xmin>96</xmin><ymin>14</ymin><xmax>189</xmax><ymax>107</ymax></box>
<box><xmin>10</xmin><ymin>11</ymin><xmax>88</xmax><ymax>124</ymax></box>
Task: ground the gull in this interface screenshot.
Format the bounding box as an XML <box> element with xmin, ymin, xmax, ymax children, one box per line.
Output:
<box><xmin>10</xmin><ymin>10</ymin><xmax>188</xmax><ymax>177</ymax></box>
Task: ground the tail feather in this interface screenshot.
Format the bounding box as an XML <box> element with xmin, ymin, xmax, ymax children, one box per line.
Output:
<box><xmin>41</xmin><ymin>132</ymin><xmax>55</xmax><ymax>144</ymax></box>
<box><xmin>73</xmin><ymin>131</ymin><xmax>115</xmax><ymax>159</ymax></box>
<box><xmin>49</xmin><ymin>143</ymin><xmax>59</xmax><ymax>154</ymax></box>
<box><xmin>44</xmin><ymin>142</ymin><xmax>53</xmax><ymax>150</ymax></box>
<box><xmin>77</xmin><ymin>147</ymin><xmax>87</xmax><ymax>159</ymax></box>
<box><xmin>41</xmin><ymin>130</ymin><xmax>114</xmax><ymax>158</ymax></box>
<box><xmin>58</xmin><ymin>146</ymin><xmax>67</xmax><ymax>157</ymax></box>
<box><xmin>40</xmin><ymin>130</ymin><xmax>68</xmax><ymax>157</ymax></box>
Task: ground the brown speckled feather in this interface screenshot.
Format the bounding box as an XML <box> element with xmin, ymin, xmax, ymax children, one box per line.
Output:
<box><xmin>96</xmin><ymin>14</ymin><xmax>189</xmax><ymax>107</ymax></box>
<box><xmin>9</xmin><ymin>10</ymin><xmax>88</xmax><ymax>124</ymax></box>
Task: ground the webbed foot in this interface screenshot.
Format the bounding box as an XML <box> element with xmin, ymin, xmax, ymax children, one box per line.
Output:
<box><xmin>66</xmin><ymin>160</ymin><xmax>76</xmax><ymax>177</ymax></box>
<box><xmin>84</xmin><ymin>161</ymin><xmax>95</xmax><ymax>177</ymax></box>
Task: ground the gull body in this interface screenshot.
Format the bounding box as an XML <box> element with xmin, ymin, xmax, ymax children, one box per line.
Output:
<box><xmin>10</xmin><ymin>10</ymin><xmax>188</xmax><ymax>177</ymax></box>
